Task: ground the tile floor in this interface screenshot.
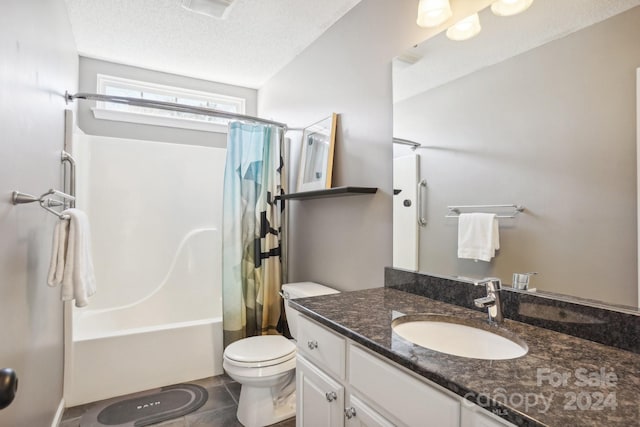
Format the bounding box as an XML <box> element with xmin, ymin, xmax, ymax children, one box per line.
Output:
<box><xmin>59</xmin><ymin>374</ymin><xmax>296</xmax><ymax>427</ymax></box>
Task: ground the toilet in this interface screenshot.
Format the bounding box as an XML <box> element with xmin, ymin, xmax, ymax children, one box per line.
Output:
<box><xmin>223</xmin><ymin>282</ymin><xmax>339</xmax><ymax>427</ymax></box>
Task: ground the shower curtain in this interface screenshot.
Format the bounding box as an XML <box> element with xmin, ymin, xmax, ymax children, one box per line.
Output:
<box><xmin>222</xmin><ymin>121</ymin><xmax>285</xmax><ymax>346</ymax></box>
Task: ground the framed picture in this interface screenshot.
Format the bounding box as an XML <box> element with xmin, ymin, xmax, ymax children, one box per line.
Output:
<box><xmin>297</xmin><ymin>113</ymin><xmax>337</xmax><ymax>192</ymax></box>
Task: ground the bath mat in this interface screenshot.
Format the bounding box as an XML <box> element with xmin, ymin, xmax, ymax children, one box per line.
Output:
<box><xmin>79</xmin><ymin>383</ymin><xmax>208</xmax><ymax>427</ymax></box>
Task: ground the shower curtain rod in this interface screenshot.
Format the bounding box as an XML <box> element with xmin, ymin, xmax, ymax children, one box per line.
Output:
<box><xmin>65</xmin><ymin>92</ymin><xmax>289</xmax><ymax>129</ymax></box>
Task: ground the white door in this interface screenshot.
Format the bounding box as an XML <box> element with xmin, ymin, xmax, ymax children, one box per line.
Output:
<box><xmin>393</xmin><ymin>153</ymin><xmax>420</xmax><ymax>270</ymax></box>
<box><xmin>637</xmin><ymin>68</ymin><xmax>640</xmax><ymax>308</ymax></box>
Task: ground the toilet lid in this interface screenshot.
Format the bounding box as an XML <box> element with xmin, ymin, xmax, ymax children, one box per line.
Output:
<box><xmin>224</xmin><ymin>335</ymin><xmax>296</xmax><ymax>367</ymax></box>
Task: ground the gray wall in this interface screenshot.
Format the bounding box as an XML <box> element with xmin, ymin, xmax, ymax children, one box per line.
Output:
<box><xmin>77</xmin><ymin>57</ymin><xmax>257</xmax><ymax>148</ymax></box>
<box><xmin>0</xmin><ymin>1</ymin><xmax>78</xmax><ymax>426</ymax></box>
<box><xmin>394</xmin><ymin>7</ymin><xmax>640</xmax><ymax>306</ymax></box>
<box><xmin>258</xmin><ymin>0</ymin><xmax>430</xmax><ymax>291</ymax></box>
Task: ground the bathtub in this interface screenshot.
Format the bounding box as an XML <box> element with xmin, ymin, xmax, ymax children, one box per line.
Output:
<box><xmin>64</xmin><ymin>315</ymin><xmax>222</xmax><ymax>406</ymax></box>
<box><xmin>63</xmin><ymin>228</ymin><xmax>224</xmax><ymax>406</ymax></box>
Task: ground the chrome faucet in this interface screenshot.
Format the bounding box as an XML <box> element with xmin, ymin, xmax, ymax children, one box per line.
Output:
<box><xmin>473</xmin><ymin>278</ymin><xmax>503</xmax><ymax>324</ymax></box>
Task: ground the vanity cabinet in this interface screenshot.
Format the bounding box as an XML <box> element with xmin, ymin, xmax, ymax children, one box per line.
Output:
<box><xmin>297</xmin><ymin>354</ymin><xmax>394</xmax><ymax>427</ymax></box>
<box><xmin>296</xmin><ymin>314</ymin><xmax>516</xmax><ymax>427</ymax></box>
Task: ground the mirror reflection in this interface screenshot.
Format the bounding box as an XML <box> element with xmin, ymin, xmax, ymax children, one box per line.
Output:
<box><xmin>297</xmin><ymin>113</ymin><xmax>337</xmax><ymax>192</ymax></box>
<box><xmin>302</xmin><ymin>134</ymin><xmax>329</xmax><ymax>185</ymax></box>
<box><xmin>392</xmin><ymin>0</ymin><xmax>640</xmax><ymax>308</ymax></box>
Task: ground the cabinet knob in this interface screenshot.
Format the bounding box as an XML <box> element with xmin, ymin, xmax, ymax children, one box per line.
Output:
<box><xmin>307</xmin><ymin>340</ymin><xmax>318</xmax><ymax>350</ymax></box>
<box><xmin>344</xmin><ymin>407</ymin><xmax>357</xmax><ymax>419</ymax></box>
<box><xmin>325</xmin><ymin>391</ymin><xmax>337</xmax><ymax>402</ymax></box>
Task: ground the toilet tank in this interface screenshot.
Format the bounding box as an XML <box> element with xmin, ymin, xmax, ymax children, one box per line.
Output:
<box><xmin>281</xmin><ymin>282</ymin><xmax>339</xmax><ymax>340</ymax></box>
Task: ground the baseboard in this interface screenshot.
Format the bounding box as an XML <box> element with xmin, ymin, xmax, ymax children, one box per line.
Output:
<box><xmin>51</xmin><ymin>398</ymin><xmax>65</xmax><ymax>427</ymax></box>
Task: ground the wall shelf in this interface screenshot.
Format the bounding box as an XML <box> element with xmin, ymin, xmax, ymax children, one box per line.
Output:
<box><xmin>281</xmin><ymin>186</ymin><xmax>378</xmax><ymax>201</ymax></box>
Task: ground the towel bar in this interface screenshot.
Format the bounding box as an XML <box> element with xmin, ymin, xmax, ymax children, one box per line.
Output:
<box><xmin>417</xmin><ymin>179</ymin><xmax>427</xmax><ymax>226</ymax></box>
<box><xmin>12</xmin><ymin>189</ymin><xmax>75</xmax><ymax>220</ymax></box>
<box><xmin>446</xmin><ymin>204</ymin><xmax>524</xmax><ymax>219</ymax></box>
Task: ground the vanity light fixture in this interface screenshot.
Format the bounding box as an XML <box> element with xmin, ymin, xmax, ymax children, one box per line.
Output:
<box><xmin>446</xmin><ymin>13</ymin><xmax>482</xmax><ymax>41</ymax></box>
<box><xmin>491</xmin><ymin>0</ymin><xmax>534</xmax><ymax>17</ymax></box>
<box><xmin>416</xmin><ymin>0</ymin><xmax>453</xmax><ymax>28</ymax></box>
<box><xmin>181</xmin><ymin>0</ymin><xmax>236</xmax><ymax>19</ymax></box>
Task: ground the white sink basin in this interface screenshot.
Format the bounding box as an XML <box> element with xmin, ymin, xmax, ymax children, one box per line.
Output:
<box><xmin>392</xmin><ymin>315</ymin><xmax>528</xmax><ymax>360</ymax></box>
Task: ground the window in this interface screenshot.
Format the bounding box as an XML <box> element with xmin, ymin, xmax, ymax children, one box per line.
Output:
<box><xmin>93</xmin><ymin>74</ymin><xmax>246</xmax><ymax>133</ymax></box>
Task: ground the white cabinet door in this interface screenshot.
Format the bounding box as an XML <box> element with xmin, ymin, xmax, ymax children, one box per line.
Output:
<box><xmin>345</xmin><ymin>395</ymin><xmax>395</xmax><ymax>427</ymax></box>
<box><xmin>297</xmin><ymin>355</ymin><xmax>345</xmax><ymax>427</ymax></box>
<box><xmin>460</xmin><ymin>404</ymin><xmax>517</xmax><ymax>427</ymax></box>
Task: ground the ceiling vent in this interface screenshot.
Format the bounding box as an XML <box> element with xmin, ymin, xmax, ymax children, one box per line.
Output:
<box><xmin>181</xmin><ymin>0</ymin><xmax>236</xmax><ymax>19</ymax></box>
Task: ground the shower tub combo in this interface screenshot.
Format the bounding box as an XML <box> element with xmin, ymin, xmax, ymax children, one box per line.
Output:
<box><xmin>64</xmin><ymin>135</ymin><xmax>226</xmax><ymax>406</ymax></box>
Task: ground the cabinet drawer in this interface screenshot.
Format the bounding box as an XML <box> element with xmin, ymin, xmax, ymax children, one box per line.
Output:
<box><xmin>349</xmin><ymin>345</ymin><xmax>460</xmax><ymax>427</ymax></box>
<box><xmin>297</xmin><ymin>316</ymin><xmax>346</xmax><ymax>380</ymax></box>
<box><xmin>346</xmin><ymin>394</ymin><xmax>395</xmax><ymax>427</ymax></box>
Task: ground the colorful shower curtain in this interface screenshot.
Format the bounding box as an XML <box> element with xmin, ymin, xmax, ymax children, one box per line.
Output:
<box><xmin>222</xmin><ymin>121</ymin><xmax>285</xmax><ymax>347</ymax></box>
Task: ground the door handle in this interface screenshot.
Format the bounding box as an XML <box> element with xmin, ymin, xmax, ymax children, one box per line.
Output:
<box><xmin>0</xmin><ymin>368</ymin><xmax>18</xmax><ymax>410</ymax></box>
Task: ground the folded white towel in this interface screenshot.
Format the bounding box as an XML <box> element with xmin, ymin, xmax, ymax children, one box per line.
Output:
<box><xmin>457</xmin><ymin>213</ymin><xmax>500</xmax><ymax>262</ymax></box>
<box><xmin>47</xmin><ymin>209</ymin><xmax>97</xmax><ymax>307</ymax></box>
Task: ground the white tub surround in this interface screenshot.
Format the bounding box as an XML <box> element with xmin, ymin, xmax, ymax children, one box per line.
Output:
<box><xmin>64</xmin><ymin>135</ymin><xmax>226</xmax><ymax>406</ymax></box>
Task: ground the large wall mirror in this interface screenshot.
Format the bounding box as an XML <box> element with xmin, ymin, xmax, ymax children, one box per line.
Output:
<box><xmin>392</xmin><ymin>0</ymin><xmax>640</xmax><ymax>309</ymax></box>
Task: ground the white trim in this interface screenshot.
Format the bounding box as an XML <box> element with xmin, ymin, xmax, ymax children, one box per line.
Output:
<box><xmin>93</xmin><ymin>74</ymin><xmax>246</xmax><ymax>133</ymax></box>
<box><xmin>96</xmin><ymin>74</ymin><xmax>246</xmax><ymax>109</ymax></box>
<box><xmin>63</xmin><ymin>301</ymin><xmax>74</xmax><ymax>408</ymax></box>
<box><xmin>51</xmin><ymin>398</ymin><xmax>65</xmax><ymax>427</ymax></box>
<box><xmin>636</xmin><ymin>68</ymin><xmax>639</xmax><ymax>308</ymax></box>
<box><xmin>92</xmin><ymin>108</ymin><xmax>228</xmax><ymax>133</ymax></box>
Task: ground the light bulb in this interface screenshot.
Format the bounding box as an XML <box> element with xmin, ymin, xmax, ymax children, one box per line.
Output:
<box><xmin>416</xmin><ymin>0</ymin><xmax>453</xmax><ymax>28</ymax></box>
<box><xmin>491</xmin><ymin>0</ymin><xmax>534</xmax><ymax>17</ymax></box>
<box><xmin>446</xmin><ymin>13</ymin><xmax>482</xmax><ymax>41</ymax></box>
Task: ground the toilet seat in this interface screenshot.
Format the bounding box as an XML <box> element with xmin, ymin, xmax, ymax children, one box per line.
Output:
<box><xmin>224</xmin><ymin>335</ymin><xmax>296</xmax><ymax>368</ymax></box>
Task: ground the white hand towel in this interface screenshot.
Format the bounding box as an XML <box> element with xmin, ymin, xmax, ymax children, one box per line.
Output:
<box><xmin>457</xmin><ymin>213</ymin><xmax>500</xmax><ymax>262</ymax></box>
<box><xmin>47</xmin><ymin>219</ymin><xmax>69</xmax><ymax>287</ymax></box>
<box><xmin>46</xmin><ymin>209</ymin><xmax>97</xmax><ymax>307</ymax></box>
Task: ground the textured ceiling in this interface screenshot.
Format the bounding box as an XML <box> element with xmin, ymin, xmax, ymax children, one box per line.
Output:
<box><xmin>394</xmin><ymin>0</ymin><xmax>640</xmax><ymax>103</ymax></box>
<box><xmin>65</xmin><ymin>0</ymin><xmax>362</xmax><ymax>88</ymax></box>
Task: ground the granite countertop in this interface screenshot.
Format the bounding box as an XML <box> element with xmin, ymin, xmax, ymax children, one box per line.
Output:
<box><xmin>289</xmin><ymin>287</ymin><xmax>640</xmax><ymax>427</ymax></box>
